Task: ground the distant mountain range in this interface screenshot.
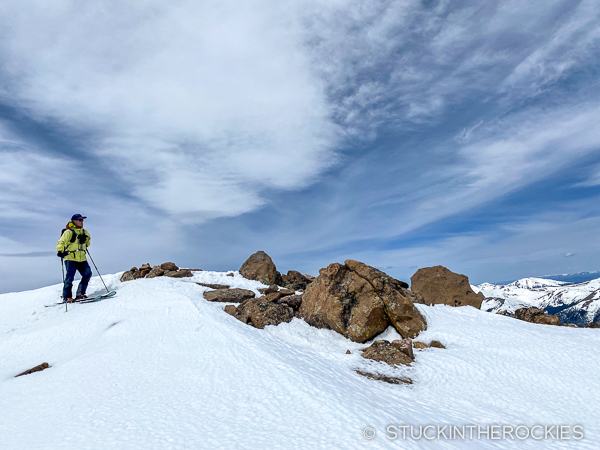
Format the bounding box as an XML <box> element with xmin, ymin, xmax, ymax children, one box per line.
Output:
<box><xmin>473</xmin><ymin>277</ymin><xmax>600</xmax><ymax>327</ymax></box>
<box><xmin>495</xmin><ymin>270</ymin><xmax>600</xmax><ymax>285</ymax></box>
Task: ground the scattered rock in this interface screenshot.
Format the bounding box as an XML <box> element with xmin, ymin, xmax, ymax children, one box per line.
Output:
<box><xmin>197</xmin><ymin>283</ymin><xmax>230</xmax><ymax>290</ymax></box>
<box><xmin>298</xmin><ymin>260</ymin><xmax>426</xmax><ymax>343</ymax></box>
<box><xmin>224</xmin><ymin>305</ymin><xmax>237</xmax><ymax>316</ymax></box>
<box><xmin>410</xmin><ymin>265</ymin><xmax>484</xmax><ymax>309</ymax></box>
<box><xmin>514</xmin><ymin>307</ymin><xmax>560</xmax><ymax>326</ymax></box>
<box><xmin>16</xmin><ymin>362</ymin><xmax>50</xmax><ymax>377</ymax></box>
<box><xmin>277</xmin><ymin>294</ymin><xmax>303</xmax><ymax>311</ymax></box>
<box><xmin>497</xmin><ymin>309</ymin><xmax>509</xmax><ymax>316</ymax></box>
<box><xmin>282</xmin><ymin>270</ymin><xmax>311</xmax><ymax>291</ymax></box>
<box><xmin>120</xmin><ymin>267</ymin><xmax>141</xmax><ymax>282</ymax></box>
<box><xmin>161</xmin><ymin>262</ymin><xmax>179</xmax><ymax>271</ymax></box>
<box><xmin>164</xmin><ymin>268</ymin><xmax>193</xmax><ymax>278</ymax></box>
<box><xmin>265</xmin><ymin>291</ymin><xmax>285</xmax><ymax>302</ymax></box>
<box><xmin>346</xmin><ymin>350</ymin><xmax>351</xmax><ymax>354</ymax></box>
<box><xmin>232</xmin><ymin>298</ymin><xmax>294</xmax><ymax>329</ymax></box>
<box><xmin>204</xmin><ymin>288</ymin><xmax>256</xmax><ymax>303</ymax></box>
<box><xmin>360</xmin><ymin>340</ymin><xmax>413</xmax><ymax>367</ymax></box>
<box><xmin>355</xmin><ymin>370</ymin><xmax>412</xmax><ymax>385</ymax></box>
<box><xmin>585</xmin><ymin>321</ymin><xmax>599</xmax><ymax>328</ymax></box>
<box><xmin>258</xmin><ymin>285</ymin><xmax>279</xmax><ymax>295</ymax></box>
<box><xmin>145</xmin><ymin>266</ymin><xmax>165</xmax><ymax>279</ymax></box>
<box><xmin>413</xmin><ymin>342</ymin><xmax>428</xmax><ymax>350</ymax></box>
<box><xmin>239</xmin><ymin>251</ymin><xmax>283</xmax><ymax>285</ymax></box>
<box><xmin>429</xmin><ymin>340</ymin><xmax>446</xmax><ymax>349</ymax></box>
<box><xmin>226</xmin><ymin>273</ymin><xmax>234</xmax><ymax>277</ymax></box>
<box><xmin>392</xmin><ymin>339</ymin><xmax>414</xmax><ymax>360</ymax></box>
<box><xmin>562</xmin><ymin>324</ymin><xmax>579</xmax><ymax>328</ymax></box>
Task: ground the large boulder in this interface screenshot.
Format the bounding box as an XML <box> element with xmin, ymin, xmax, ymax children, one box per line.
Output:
<box><xmin>410</xmin><ymin>265</ymin><xmax>484</xmax><ymax>309</ymax></box>
<box><xmin>203</xmin><ymin>288</ymin><xmax>256</xmax><ymax>303</ymax></box>
<box><xmin>239</xmin><ymin>251</ymin><xmax>282</xmax><ymax>285</ymax></box>
<box><xmin>161</xmin><ymin>262</ymin><xmax>179</xmax><ymax>271</ymax></box>
<box><xmin>281</xmin><ymin>270</ymin><xmax>311</xmax><ymax>291</ymax></box>
<box><xmin>514</xmin><ymin>307</ymin><xmax>560</xmax><ymax>326</ymax></box>
<box><xmin>298</xmin><ymin>260</ymin><xmax>426</xmax><ymax>343</ymax></box>
<box><xmin>230</xmin><ymin>298</ymin><xmax>294</xmax><ymax>329</ymax></box>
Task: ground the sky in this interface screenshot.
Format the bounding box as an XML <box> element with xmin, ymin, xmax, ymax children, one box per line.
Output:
<box><xmin>1</xmin><ymin>0</ymin><xmax>600</xmax><ymax>294</ymax></box>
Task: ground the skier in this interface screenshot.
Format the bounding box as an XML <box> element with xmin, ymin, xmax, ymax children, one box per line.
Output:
<box><xmin>56</xmin><ymin>214</ymin><xmax>92</xmax><ymax>302</ymax></box>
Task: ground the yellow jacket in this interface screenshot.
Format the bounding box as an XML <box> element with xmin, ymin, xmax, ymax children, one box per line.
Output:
<box><xmin>56</xmin><ymin>222</ymin><xmax>91</xmax><ymax>262</ymax></box>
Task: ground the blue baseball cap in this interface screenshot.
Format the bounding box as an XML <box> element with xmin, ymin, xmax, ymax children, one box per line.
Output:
<box><xmin>71</xmin><ymin>214</ymin><xmax>87</xmax><ymax>221</ymax></box>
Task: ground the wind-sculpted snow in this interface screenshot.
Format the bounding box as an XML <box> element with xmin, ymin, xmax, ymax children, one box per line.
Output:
<box><xmin>1</xmin><ymin>272</ymin><xmax>599</xmax><ymax>449</ymax></box>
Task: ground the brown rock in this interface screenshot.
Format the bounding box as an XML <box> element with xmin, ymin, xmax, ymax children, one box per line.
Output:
<box><xmin>226</xmin><ymin>273</ymin><xmax>234</xmax><ymax>277</ymax></box>
<box><xmin>298</xmin><ymin>260</ymin><xmax>426</xmax><ymax>343</ymax></box>
<box><xmin>346</xmin><ymin>350</ymin><xmax>351</xmax><ymax>354</ymax></box>
<box><xmin>514</xmin><ymin>307</ymin><xmax>560</xmax><ymax>326</ymax></box>
<box><xmin>161</xmin><ymin>262</ymin><xmax>179</xmax><ymax>271</ymax></box>
<box><xmin>360</xmin><ymin>340</ymin><xmax>413</xmax><ymax>367</ymax></box>
<box><xmin>224</xmin><ymin>305</ymin><xmax>237</xmax><ymax>316</ymax></box>
<box><xmin>16</xmin><ymin>362</ymin><xmax>50</xmax><ymax>377</ymax></box>
<box><xmin>497</xmin><ymin>309</ymin><xmax>509</xmax><ymax>316</ymax></box>
<box><xmin>258</xmin><ymin>285</ymin><xmax>279</xmax><ymax>295</ymax></box>
<box><xmin>140</xmin><ymin>269</ymin><xmax>151</xmax><ymax>278</ymax></box>
<box><xmin>277</xmin><ymin>294</ymin><xmax>303</xmax><ymax>311</ymax></box>
<box><xmin>562</xmin><ymin>323</ymin><xmax>579</xmax><ymax>328</ymax></box>
<box><xmin>233</xmin><ymin>298</ymin><xmax>294</xmax><ymax>329</ymax></box>
<box><xmin>429</xmin><ymin>340</ymin><xmax>445</xmax><ymax>349</ymax></box>
<box><xmin>278</xmin><ymin>288</ymin><xmax>295</xmax><ymax>296</ymax></box>
<box><xmin>239</xmin><ymin>251</ymin><xmax>283</xmax><ymax>285</ymax></box>
<box><xmin>585</xmin><ymin>321</ymin><xmax>599</xmax><ymax>328</ymax></box>
<box><xmin>140</xmin><ymin>263</ymin><xmax>151</xmax><ymax>271</ymax></box>
<box><xmin>282</xmin><ymin>270</ymin><xmax>311</xmax><ymax>291</ymax></box>
<box><xmin>392</xmin><ymin>339</ymin><xmax>414</xmax><ymax>360</ymax></box>
<box><xmin>145</xmin><ymin>266</ymin><xmax>165</xmax><ymax>279</ymax></box>
<box><xmin>120</xmin><ymin>267</ymin><xmax>141</xmax><ymax>282</ymax></box>
<box><xmin>355</xmin><ymin>370</ymin><xmax>412</xmax><ymax>385</ymax></box>
<box><xmin>197</xmin><ymin>283</ymin><xmax>230</xmax><ymax>290</ymax></box>
<box><xmin>265</xmin><ymin>291</ymin><xmax>285</xmax><ymax>302</ymax></box>
<box><xmin>413</xmin><ymin>341</ymin><xmax>428</xmax><ymax>349</ymax></box>
<box><xmin>204</xmin><ymin>288</ymin><xmax>256</xmax><ymax>303</ymax></box>
<box><xmin>410</xmin><ymin>265</ymin><xmax>484</xmax><ymax>309</ymax></box>
<box><xmin>165</xmin><ymin>269</ymin><xmax>193</xmax><ymax>278</ymax></box>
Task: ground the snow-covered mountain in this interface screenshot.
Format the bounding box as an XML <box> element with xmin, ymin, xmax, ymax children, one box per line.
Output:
<box><xmin>3</xmin><ymin>271</ymin><xmax>600</xmax><ymax>449</ymax></box>
<box><xmin>473</xmin><ymin>277</ymin><xmax>600</xmax><ymax>326</ymax></box>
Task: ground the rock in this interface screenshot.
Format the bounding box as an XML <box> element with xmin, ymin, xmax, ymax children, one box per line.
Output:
<box><xmin>190</xmin><ymin>269</ymin><xmax>203</xmax><ymax>272</ymax></box>
<box><xmin>413</xmin><ymin>341</ymin><xmax>428</xmax><ymax>349</ymax></box>
<box><xmin>233</xmin><ymin>298</ymin><xmax>294</xmax><ymax>329</ymax></box>
<box><xmin>258</xmin><ymin>285</ymin><xmax>279</xmax><ymax>295</ymax></box>
<box><xmin>197</xmin><ymin>283</ymin><xmax>230</xmax><ymax>290</ymax></box>
<box><xmin>429</xmin><ymin>340</ymin><xmax>445</xmax><ymax>349</ymax></box>
<box><xmin>224</xmin><ymin>305</ymin><xmax>237</xmax><ymax>316</ymax></box>
<box><xmin>204</xmin><ymin>288</ymin><xmax>256</xmax><ymax>303</ymax></box>
<box><xmin>282</xmin><ymin>270</ymin><xmax>311</xmax><ymax>291</ymax></box>
<box><xmin>514</xmin><ymin>307</ymin><xmax>560</xmax><ymax>326</ymax></box>
<box><xmin>392</xmin><ymin>339</ymin><xmax>414</xmax><ymax>360</ymax></box>
<box><xmin>239</xmin><ymin>251</ymin><xmax>283</xmax><ymax>285</ymax></box>
<box><xmin>140</xmin><ymin>268</ymin><xmax>151</xmax><ymax>278</ymax></box>
<box><xmin>355</xmin><ymin>370</ymin><xmax>412</xmax><ymax>385</ymax></box>
<box><xmin>303</xmin><ymin>274</ymin><xmax>315</xmax><ymax>282</ymax></box>
<box><xmin>562</xmin><ymin>323</ymin><xmax>579</xmax><ymax>328</ymax></box>
<box><xmin>226</xmin><ymin>273</ymin><xmax>234</xmax><ymax>277</ymax></box>
<box><xmin>298</xmin><ymin>260</ymin><xmax>426</xmax><ymax>343</ymax></box>
<box><xmin>585</xmin><ymin>321</ymin><xmax>599</xmax><ymax>328</ymax></box>
<box><xmin>277</xmin><ymin>294</ymin><xmax>303</xmax><ymax>311</ymax></box>
<box><xmin>145</xmin><ymin>266</ymin><xmax>165</xmax><ymax>279</ymax></box>
<box><xmin>140</xmin><ymin>263</ymin><xmax>151</xmax><ymax>271</ymax></box>
<box><xmin>120</xmin><ymin>267</ymin><xmax>141</xmax><ymax>282</ymax></box>
<box><xmin>346</xmin><ymin>350</ymin><xmax>351</xmax><ymax>354</ymax></box>
<box><xmin>360</xmin><ymin>340</ymin><xmax>413</xmax><ymax>367</ymax></box>
<box><xmin>265</xmin><ymin>292</ymin><xmax>285</xmax><ymax>302</ymax></box>
<box><xmin>410</xmin><ymin>265</ymin><xmax>484</xmax><ymax>309</ymax></box>
<box><xmin>16</xmin><ymin>362</ymin><xmax>50</xmax><ymax>377</ymax></box>
<box><xmin>497</xmin><ymin>309</ymin><xmax>509</xmax><ymax>316</ymax></box>
<box><xmin>161</xmin><ymin>262</ymin><xmax>179</xmax><ymax>271</ymax></box>
<box><xmin>165</xmin><ymin>269</ymin><xmax>193</xmax><ymax>278</ymax></box>
<box><xmin>278</xmin><ymin>288</ymin><xmax>296</xmax><ymax>296</ymax></box>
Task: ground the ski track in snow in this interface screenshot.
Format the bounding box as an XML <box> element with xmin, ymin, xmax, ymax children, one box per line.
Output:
<box><xmin>1</xmin><ymin>272</ymin><xmax>599</xmax><ymax>449</ymax></box>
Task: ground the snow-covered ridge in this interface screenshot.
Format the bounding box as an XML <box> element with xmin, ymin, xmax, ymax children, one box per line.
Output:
<box><xmin>2</xmin><ymin>271</ymin><xmax>600</xmax><ymax>449</ymax></box>
<box><xmin>473</xmin><ymin>277</ymin><xmax>600</xmax><ymax>326</ymax></box>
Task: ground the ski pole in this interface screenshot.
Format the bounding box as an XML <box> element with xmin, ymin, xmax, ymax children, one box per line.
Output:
<box><xmin>61</xmin><ymin>257</ymin><xmax>68</xmax><ymax>312</ymax></box>
<box><xmin>86</xmin><ymin>249</ymin><xmax>110</xmax><ymax>293</ymax></box>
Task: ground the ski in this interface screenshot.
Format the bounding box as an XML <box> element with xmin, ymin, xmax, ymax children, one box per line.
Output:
<box><xmin>45</xmin><ymin>291</ymin><xmax>116</xmax><ymax>307</ymax></box>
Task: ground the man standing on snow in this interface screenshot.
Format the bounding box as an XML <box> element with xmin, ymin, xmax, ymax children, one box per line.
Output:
<box><xmin>57</xmin><ymin>214</ymin><xmax>92</xmax><ymax>302</ymax></box>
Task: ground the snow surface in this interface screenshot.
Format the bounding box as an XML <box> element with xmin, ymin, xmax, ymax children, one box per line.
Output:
<box><xmin>2</xmin><ymin>272</ymin><xmax>600</xmax><ymax>449</ymax></box>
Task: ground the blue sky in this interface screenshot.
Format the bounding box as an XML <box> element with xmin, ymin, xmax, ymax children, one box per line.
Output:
<box><xmin>1</xmin><ymin>0</ymin><xmax>600</xmax><ymax>293</ymax></box>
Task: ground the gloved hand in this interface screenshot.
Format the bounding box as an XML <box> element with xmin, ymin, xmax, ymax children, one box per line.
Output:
<box><xmin>77</xmin><ymin>233</ymin><xmax>87</xmax><ymax>244</ymax></box>
<box><xmin>57</xmin><ymin>251</ymin><xmax>67</xmax><ymax>258</ymax></box>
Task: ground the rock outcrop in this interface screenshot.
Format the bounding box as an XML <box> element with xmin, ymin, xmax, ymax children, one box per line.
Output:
<box><xmin>120</xmin><ymin>267</ymin><xmax>141</xmax><ymax>282</ymax></box>
<box><xmin>228</xmin><ymin>298</ymin><xmax>294</xmax><ymax>329</ymax></box>
<box><xmin>203</xmin><ymin>288</ymin><xmax>256</xmax><ymax>303</ymax></box>
<box><xmin>121</xmin><ymin>262</ymin><xmax>193</xmax><ymax>282</ymax></box>
<box><xmin>298</xmin><ymin>260</ymin><xmax>426</xmax><ymax>343</ymax></box>
<box><xmin>239</xmin><ymin>251</ymin><xmax>282</xmax><ymax>285</ymax></box>
<box><xmin>410</xmin><ymin>265</ymin><xmax>484</xmax><ymax>309</ymax></box>
<box><xmin>513</xmin><ymin>307</ymin><xmax>560</xmax><ymax>326</ymax></box>
<box><xmin>281</xmin><ymin>270</ymin><xmax>311</xmax><ymax>291</ymax></box>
